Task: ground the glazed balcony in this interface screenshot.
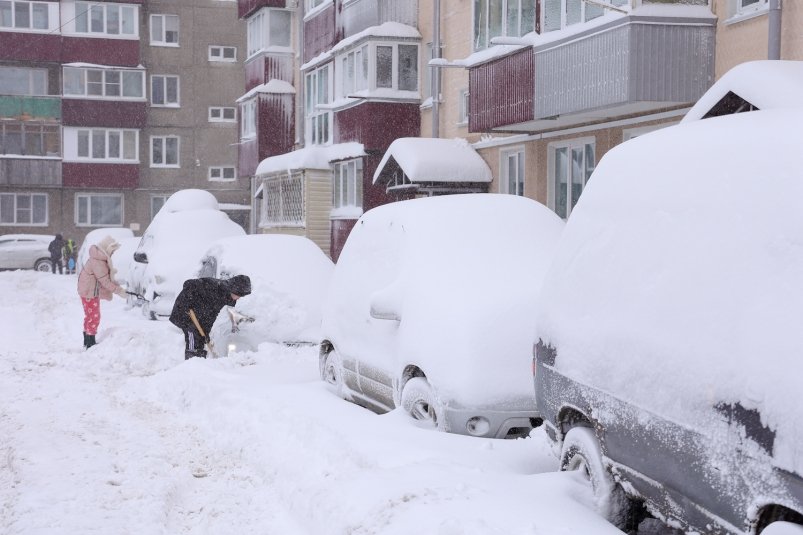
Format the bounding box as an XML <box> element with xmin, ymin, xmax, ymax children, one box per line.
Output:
<box><xmin>468</xmin><ymin>12</ymin><xmax>715</xmax><ymax>133</ymax></box>
<box><xmin>339</xmin><ymin>0</ymin><xmax>417</xmax><ymax>40</ymax></box>
<box><xmin>238</xmin><ymin>0</ymin><xmax>286</xmax><ymax>19</ymax></box>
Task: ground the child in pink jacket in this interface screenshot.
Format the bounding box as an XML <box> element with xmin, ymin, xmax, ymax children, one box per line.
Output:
<box><xmin>76</xmin><ymin>236</ymin><xmax>126</xmax><ymax>349</ymax></box>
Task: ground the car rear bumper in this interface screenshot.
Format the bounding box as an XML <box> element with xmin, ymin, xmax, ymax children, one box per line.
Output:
<box><xmin>443</xmin><ymin>405</ymin><xmax>540</xmax><ymax>439</ymax></box>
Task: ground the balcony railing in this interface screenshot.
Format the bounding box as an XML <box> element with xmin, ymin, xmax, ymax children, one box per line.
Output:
<box><xmin>261</xmin><ymin>172</ymin><xmax>305</xmax><ymax>227</ymax></box>
<box><xmin>0</xmin><ymin>95</ymin><xmax>61</xmax><ymax>121</ymax></box>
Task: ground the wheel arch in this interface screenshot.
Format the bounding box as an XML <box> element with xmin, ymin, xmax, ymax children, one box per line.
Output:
<box><xmin>557</xmin><ymin>405</ymin><xmax>594</xmax><ymax>439</ymax></box>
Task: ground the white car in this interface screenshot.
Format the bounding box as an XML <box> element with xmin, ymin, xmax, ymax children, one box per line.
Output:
<box><xmin>132</xmin><ymin>190</ymin><xmax>245</xmax><ymax>319</ymax></box>
<box><xmin>319</xmin><ymin>194</ymin><xmax>564</xmax><ymax>438</ymax></box>
<box><xmin>0</xmin><ymin>234</ymin><xmax>54</xmax><ymax>272</ymax></box>
<box><xmin>199</xmin><ymin>234</ymin><xmax>334</xmax><ymax>355</ymax></box>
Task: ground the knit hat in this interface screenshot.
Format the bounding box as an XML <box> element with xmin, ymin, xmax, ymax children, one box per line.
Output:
<box><xmin>97</xmin><ymin>235</ymin><xmax>121</xmax><ymax>257</ymax></box>
<box><xmin>227</xmin><ymin>275</ymin><xmax>251</xmax><ymax>297</ymax></box>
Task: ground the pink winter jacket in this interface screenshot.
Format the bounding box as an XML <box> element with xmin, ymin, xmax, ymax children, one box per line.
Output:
<box><xmin>77</xmin><ymin>245</ymin><xmax>121</xmax><ymax>301</ymax></box>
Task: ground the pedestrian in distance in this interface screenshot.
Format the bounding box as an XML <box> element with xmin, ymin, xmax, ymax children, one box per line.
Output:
<box><xmin>48</xmin><ymin>233</ymin><xmax>65</xmax><ymax>274</ymax></box>
<box><xmin>76</xmin><ymin>236</ymin><xmax>127</xmax><ymax>349</ymax></box>
<box><xmin>169</xmin><ymin>275</ymin><xmax>251</xmax><ymax>360</ymax></box>
<box><xmin>63</xmin><ymin>238</ymin><xmax>77</xmax><ymax>275</ymax></box>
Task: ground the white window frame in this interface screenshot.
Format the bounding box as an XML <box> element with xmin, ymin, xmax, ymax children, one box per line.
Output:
<box><xmin>500</xmin><ymin>146</ymin><xmax>525</xmax><ymax>196</ymax></box>
<box><xmin>247</xmin><ymin>8</ymin><xmax>292</xmax><ymax>58</ymax></box>
<box><xmin>209</xmin><ymin>45</ymin><xmax>237</xmax><ymax>62</ymax></box>
<box><xmin>336</xmin><ymin>44</ymin><xmax>369</xmax><ymax>99</ymax></box>
<box><xmin>0</xmin><ymin>0</ymin><xmax>52</xmax><ymax>32</ymax></box>
<box><xmin>75</xmin><ymin>193</ymin><xmax>123</xmax><ymax>227</ymax></box>
<box><xmin>66</xmin><ymin>127</ymin><xmax>139</xmax><ymax>162</ymax></box>
<box><xmin>736</xmin><ymin>0</ymin><xmax>768</xmax><ymax>15</ymax></box>
<box><xmin>150</xmin><ymin>135</ymin><xmax>180</xmax><ymax>168</ymax></box>
<box><xmin>334</xmin><ymin>41</ymin><xmax>419</xmax><ymax>101</ymax></box>
<box><xmin>305</xmin><ymin>64</ymin><xmax>332</xmax><ymax>146</ymax></box>
<box><xmin>474</xmin><ymin>0</ymin><xmax>536</xmax><ymax>50</ymax></box>
<box><xmin>63</xmin><ymin>66</ymin><xmax>145</xmax><ymax>100</ymax></box>
<box><xmin>149</xmin><ymin>13</ymin><xmax>179</xmax><ymax>46</ymax></box>
<box><xmin>240</xmin><ymin>99</ymin><xmax>257</xmax><ymax>139</ymax></box>
<box><xmin>541</xmin><ymin>0</ymin><xmax>628</xmax><ymax>33</ymax></box>
<box><xmin>332</xmin><ymin>158</ymin><xmax>363</xmax><ymax>211</ymax></box>
<box><xmin>0</xmin><ymin>192</ymin><xmax>48</xmax><ymax>226</ymax></box>
<box><xmin>548</xmin><ymin>137</ymin><xmax>595</xmax><ymax>219</ymax></box>
<box><xmin>0</xmin><ymin>121</ymin><xmax>61</xmax><ymax>157</ymax></box>
<box><xmin>373</xmin><ymin>42</ymin><xmax>419</xmax><ymax>93</ymax></box>
<box><xmin>208</xmin><ymin>166</ymin><xmax>237</xmax><ymax>182</ymax></box>
<box><xmin>73</xmin><ymin>2</ymin><xmax>138</xmax><ymax>38</ymax></box>
<box><xmin>209</xmin><ymin>106</ymin><xmax>237</xmax><ymax>123</ymax></box>
<box><xmin>150</xmin><ymin>75</ymin><xmax>180</xmax><ymax>107</ymax></box>
<box><xmin>458</xmin><ymin>88</ymin><xmax>469</xmax><ymax>125</ymax></box>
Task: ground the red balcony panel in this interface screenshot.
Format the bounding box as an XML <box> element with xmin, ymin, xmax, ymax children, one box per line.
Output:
<box><xmin>0</xmin><ymin>32</ymin><xmax>61</xmax><ymax>62</ymax></box>
<box><xmin>62</xmin><ymin>162</ymin><xmax>139</xmax><ymax>189</ymax></box>
<box><xmin>303</xmin><ymin>4</ymin><xmax>335</xmax><ymax>64</ymax></box>
<box><xmin>258</xmin><ymin>93</ymin><xmax>295</xmax><ymax>160</ymax></box>
<box><xmin>330</xmin><ymin>218</ymin><xmax>357</xmax><ymax>262</ymax></box>
<box><xmin>334</xmin><ymin>101</ymin><xmax>420</xmax><ymax>152</ymax></box>
<box><xmin>469</xmin><ymin>48</ymin><xmax>534</xmax><ymax>132</ymax></box>
<box><xmin>62</xmin><ymin>99</ymin><xmax>147</xmax><ymax>128</ymax></box>
<box><xmin>245</xmin><ymin>54</ymin><xmax>294</xmax><ymax>91</ymax></box>
<box><xmin>238</xmin><ymin>137</ymin><xmax>259</xmax><ymax>178</ymax></box>
<box><xmin>238</xmin><ymin>0</ymin><xmax>286</xmax><ymax>19</ymax></box>
<box><xmin>61</xmin><ymin>36</ymin><xmax>140</xmax><ymax>67</ymax></box>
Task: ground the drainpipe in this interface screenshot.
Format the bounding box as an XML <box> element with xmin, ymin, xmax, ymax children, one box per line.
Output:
<box><xmin>432</xmin><ymin>0</ymin><xmax>441</xmax><ymax>138</ymax></box>
<box><xmin>296</xmin><ymin>0</ymin><xmax>305</xmax><ymax>146</ymax></box>
<box><xmin>768</xmin><ymin>0</ymin><xmax>782</xmax><ymax>60</ymax></box>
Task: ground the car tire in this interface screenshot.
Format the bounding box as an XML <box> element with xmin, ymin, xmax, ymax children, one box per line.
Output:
<box><xmin>762</xmin><ymin>522</ymin><xmax>803</xmax><ymax>535</ymax></box>
<box><xmin>400</xmin><ymin>377</ymin><xmax>445</xmax><ymax>431</ymax></box>
<box><xmin>322</xmin><ymin>349</ymin><xmax>346</xmax><ymax>398</ymax></box>
<box><xmin>560</xmin><ymin>426</ymin><xmax>635</xmax><ymax>529</ymax></box>
<box><xmin>34</xmin><ymin>259</ymin><xmax>52</xmax><ymax>273</ymax></box>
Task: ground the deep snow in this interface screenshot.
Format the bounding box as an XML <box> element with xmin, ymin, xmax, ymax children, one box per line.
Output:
<box><xmin>0</xmin><ymin>270</ymin><xmax>626</xmax><ymax>535</ymax></box>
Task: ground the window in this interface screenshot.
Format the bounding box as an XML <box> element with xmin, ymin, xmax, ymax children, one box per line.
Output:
<box><xmin>150</xmin><ymin>136</ymin><xmax>179</xmax><ymax>167</ymax></box>
<box><xmin>500</xmin><ymin>148</ymin><xmax>524</xmax><ymax>196</ymax></box>
<box><xmin>332</xmin><ymin>159</ymin><xmax>363</xmax><ymax>210</ymax></box>
<box><xmin>75</xmin><ymin>2</ymin><xmax>137</xmax><ymax>36</ymax></box>
<box><xmin>422</xmin><ymin>42</ymin><xmax>433</xmax><ymax>101</ymax></box>
<box><xmin>474</xmin><ymin>0</ymin><xmax>535</xmax><ymax>50</ymax></box>
<box><xmin>150</xmin><ymin>14</ymin><xmax>178</xmax><ymax>45</ymax></box>
<box><xmin>76</xmin><ymin>194</ymin><xmax>123</xmax><ymax>226</ymax></box>
<box><xmin>305</xmin><ymin>64</ymin><xmax>331</xmax><ymax>145</ymax></box>
<box><xmin>150</xmin><ymin>195</ymin><xmax>167</xmax><ymax>220</ymax></box>
<box><xmin>63</xmin><ymin>67</ymin><xmax>144</xmax><ymax>99</ymax></box>
<box><xmin>0</xmin><ymin>1</ymin><xmax>49</xmax><ymax>30</ymax></box>
<box><xmin>306</xmin><ymin>0</ymin><xmax>327</xmax><ymax>11</ymax></box>
<box><xmin>209</xmin><ymin>45</ymin><xmax>237</xmax><ymax>62</ymax></box>
<box><xmin>736</xmin><ymin>0</ymin><xmax>767</xmax><ymax>15</ymax></box>
<box><xmin>70</xmin><ymin>128</ymin><xmax>138</xmax><ymax>161</ymax></box>
<box><xmin>0</xmin><ymin>193</ymin><xmax>47</xmax><ymax>225</ymax></box>
<box><xmin>150</xmin><ymin>75</ymin><xmax>179</xmax><ymax>107</ymax></box>
<box><xmin>0</xmin><ymin>122</ymin><xmax>60</xmax><ymax>156</ymax></box>
<box><xmin>0</xmin><ymin>66</ymin><xmax>47</xmax><ymax>95</ymax></box>
<box><xmin>247</xmin><ymin>8</ymin><xmax>291</xmax><ymax>57</ymax></box>
<box><xmin>542</xmin><ymin>0</ymin><xmax>628</xmax><ymax>32</ymax></box>
<box><xmin>209</xmin><ymin>166</ymin><xmax>236</xmax><ymax>181</ymax></box>
<box><xmin>339</xmin><ymin>44</ymin><xmax>368</xmax><ymax>98</ymax></box>
<box><xmin>240</xmin><ymin>99</ymin><xmax>256</xmax><ymax>139</ymax></box>
<box><xmin>335</xmin><ymin>42</ymin><xmax>419</xmax><ymax>99</ymax></box>
<box><xmin>209</xmin><ymin>107</ymin><xmax>236</xmax><ymax>122</ymax></box>
<box><xmin>551</xmin><ymin>138</ymin><xmax>595</xmax><ymax>219</ymax></box>
<box><xmin>458</xmin><ymin>89</ymin><xmax>469</xmax><ymax>124</ymax></box>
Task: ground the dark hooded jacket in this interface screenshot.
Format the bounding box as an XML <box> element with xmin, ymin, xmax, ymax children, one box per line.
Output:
<box><xmin>169</xmin><ymin>276</ymin><xmax>251</xmax><ymax>335</ymax></box>
<box><xmin>48</xmin><ymin>234</ymin><xmax>65</xmax><ymax>261</ymax></box>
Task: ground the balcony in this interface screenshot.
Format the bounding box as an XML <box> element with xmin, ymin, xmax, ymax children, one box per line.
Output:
<box><xmin>0</xmin><ymin>95</ymin><xmax>60</xmax><ymax>121</ymax></box>
<box><xmin>62</xmin><ymin>99</ymin><xmax>147</xmax><ymax>128</ymax></box>
<box><xmin>303</xmin><ymin>2</ymin><xmax>335</xmax><ymax>63</ymax></box>
<box><xmin>62</xmin><ymin>162</ymin><xmax>138</xmax><ymax>189</ymax></box>
<box><xmin>340</xmin><ymin>0</ymin><xmax>417</xmax><ymax>40</ymax></box>
<box><xmin>0</xmin><ymin>158</ymin><xmax>61</xmax><ymax>187</ymax></box>
<box><xmin>0</xmin><ymin>31</ymin><xmax>61</xmax><ymax>62</ymax></box>
<box><xmin>468</xmin><ymin>11</ymin><xmax>715</xmax><ymax>133</ymax></box>
<box><xmin>238</xmin><ymin>0</ymin><xmax>286</xmax><ymax>20</ymax></box>
<box><xmin>61</xmin><ymin>36</ymin><xmax>140</xmax><ymax>67</ymax></box>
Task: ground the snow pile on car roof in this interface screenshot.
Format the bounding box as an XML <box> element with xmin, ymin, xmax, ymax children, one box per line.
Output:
<box><xmin>536</xmin><ymin>108</ymin><xmax>803</xmax><ymax>474</ymax></box>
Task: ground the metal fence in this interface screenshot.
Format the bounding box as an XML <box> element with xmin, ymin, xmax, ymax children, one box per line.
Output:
<box><xmin>260</xmin><ymin>172</ymin><xmax>304</xmax><ymax>227</ymax></box>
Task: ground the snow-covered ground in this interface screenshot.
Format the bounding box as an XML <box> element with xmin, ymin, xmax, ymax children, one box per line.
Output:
<box><xmin>1</xmin><ymin>271</ymin><xmax>626</xmax><ymax>535</ymax></box>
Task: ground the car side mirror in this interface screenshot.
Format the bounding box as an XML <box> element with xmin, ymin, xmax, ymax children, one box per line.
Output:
<box><xmin>369</xmin><ymin>282</ymin><xmax>403</xmax><ymax>321</ymax></box>
<box><xmin>133</xmin><ymin>251</ymin><xmax>148</xmax><ymax>264</ymax></box>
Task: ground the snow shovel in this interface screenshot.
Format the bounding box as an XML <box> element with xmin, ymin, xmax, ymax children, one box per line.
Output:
<box><xmin>226</xmin><ymin>306</ymin><xmax>255</xmax><ymax>333</ymax></box>
<box><xmin>188</xmin><ymin>309</ymin><xmax>219</xmax><ymax>359</ymax></box>
<box><xmin>126</xmin><ymin>290</ymin><xmax>149</xmax><ymax>302</ymax></box>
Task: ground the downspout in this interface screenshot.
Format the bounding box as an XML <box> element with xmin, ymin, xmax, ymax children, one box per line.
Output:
<box><xmin>768</xmin><ymin>0</ymin><xmax>782</xmax><ymax>60</ymax></box>
<box><xmin>431</xmin><ymin>0</ymin><xmax>441</xmax><ymax>138</ymax></box>
<box><xmin>296</xmin><ymin>0</ymin><xmax>305</xmax><ymax>146</ymax></box>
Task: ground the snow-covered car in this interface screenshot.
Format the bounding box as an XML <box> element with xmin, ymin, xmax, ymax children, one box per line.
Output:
<box><xmin>110</xmin><ymin>236</ymin><xmax>141</xmax><ymax>291</ymax></box>
<box><xmin>320</xmin><ymin>194</ymin><xmax>564</xmax><ymax>438</ymax></box>
<box><xmin>76</xmin><ymin>227</ymin><xmax>135</xmax><ymax>274</ymax></box>
<box><xmin>132</xmin><ymin>190</ymin><xmax>245</xmax><ymax>319</ymax></box>
<box><xmin>0</xmin><ymin>234</ymin><xmax>54</xmax><ymax>272</ymax></box>
<box><xmin>199</xmin><ymin>234</ymin><xmax>334</xmax><ymax>355</ymax></box>
<box><xmin>534</xmin><ymin>108</ymin><xmax>803</xmax><ymax>533</ymax></box>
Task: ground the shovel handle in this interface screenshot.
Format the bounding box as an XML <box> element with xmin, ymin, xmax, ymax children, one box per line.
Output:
<box><xmin>188</xmin><ymin>309</ymin><xmax>219</xmax><ymax>358</ymax></box>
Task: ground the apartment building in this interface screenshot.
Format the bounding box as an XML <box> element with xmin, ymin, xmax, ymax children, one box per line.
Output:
<box><xmin>0</xmin><ymin>0</ymin><xmax>247</xmax><ymax>243</ymax></box>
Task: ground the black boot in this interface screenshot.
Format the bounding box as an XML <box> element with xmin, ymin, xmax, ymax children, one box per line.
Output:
<box><xmin>85</xmin><ymin>334</ymin><xmax>96</xmax><ymax>349</ymax></box>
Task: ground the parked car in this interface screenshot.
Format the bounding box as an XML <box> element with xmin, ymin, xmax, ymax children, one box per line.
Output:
<box><xmin>533</xmin><ymin>108</ymin><xmax>803</xmax><ymax>533</ymax></box>
<box><xmin>76</xmin><ymin>227</ymin><xmax>135</xmax><ymax>274</ymax></box>
<box><xmin>0</xmin><ymin>234</ymin><xmax>54</xmax><ymax>272</ymax></box>
<box><xmin>199</xmin><ymin>234</ymin><xmax>334</xmax><ymax>355</ymax></box>
<box><xmin>132</xmin><ymin>190</ymin><xmax>245</xmax><ymax>319</ymax></box>
<box><xmin>320</xmin><ymin>194</ymin><xmax>564</xmax><ymax>438</ymax></box>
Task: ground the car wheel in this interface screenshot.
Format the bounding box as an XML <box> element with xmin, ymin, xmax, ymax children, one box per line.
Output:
<box><xmin>560</xmin><ymin>426</ymin><xmax>635</xmax><ymax>529</ymax></box>
<box><xmin>400</xmin><ymin>377</ymin><xmax>445</xmax><ymax>430</ymax></box>
<box><xmin>762</xmin><ymin>522</ymin><xmax>803</xmax><ymax>535</ymax></box>
<box><xmin>322</xmin><ymin>349</ymin><xmax>345</xmax><ymax>397</ymax></box>
<box><xmin>34</xmin><ymin>259</ymin><xmax>52</xmax><ymax>273</ymax></box>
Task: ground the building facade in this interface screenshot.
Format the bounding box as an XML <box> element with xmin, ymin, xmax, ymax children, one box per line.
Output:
<box><xmin>0</xmin><ymin>0</ymin><xmax>247</xmax><ymax>243</ymax></box>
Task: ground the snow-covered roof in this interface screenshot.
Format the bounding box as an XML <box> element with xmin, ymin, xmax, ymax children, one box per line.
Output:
<box><xmin>373</xmin><ymin>138</ymin><xmax>492</xmax><ymax>184</ymax></box>
<box><xmin>219</xmin><ymin>203</ymin><xmax>252</xmax><ymax>211</ymax></box>
<box><xmin>236</xmin><ymin>80</ymin><xmax>296</xmax><ymax>103</ymax></box>
<box><xmin>683</xmin><ymin>60</ymin><xmax>803</xmax><ymax>122</ymax></box>
<box><xmin>255</xmin><ymin>143</ymin><xmax>365</xmax><ymax>176</ymax></box>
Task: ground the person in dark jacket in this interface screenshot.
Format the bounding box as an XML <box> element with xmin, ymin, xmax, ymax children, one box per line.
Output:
<box><xmin>48</xmin><ymin>233</ymin><xmax>65</xmax><ymax>274</ymax></box>
<box><xmin>169</xmin><ymin>275</ymin><xmax>251</xmax><ymax>360</ymax></box>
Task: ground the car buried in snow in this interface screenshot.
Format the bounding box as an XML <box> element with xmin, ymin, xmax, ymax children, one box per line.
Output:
<box><xmin>319</xmin><ymin>194</ymin><xmax>564</xmax><ymax>439</ymax></box>
<box><xmin>533</xmin><ymin>107</ymin><xmax>803</xmax><ymax>533</ymax></box>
